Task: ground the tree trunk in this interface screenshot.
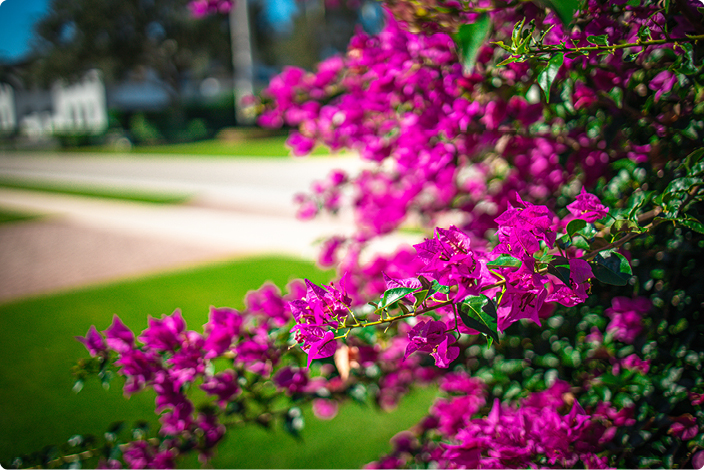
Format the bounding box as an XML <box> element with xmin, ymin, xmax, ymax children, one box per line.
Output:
<box><xmin>230</xmin><ymin>0</ymin><xmax>255</xmax><ymax>125</ymax></box>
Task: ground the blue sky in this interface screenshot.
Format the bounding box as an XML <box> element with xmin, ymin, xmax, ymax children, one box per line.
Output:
<box><xmin>0</xmin><ymin>0</ymin><xmax>50</xmax><ymax>62</ymax></box>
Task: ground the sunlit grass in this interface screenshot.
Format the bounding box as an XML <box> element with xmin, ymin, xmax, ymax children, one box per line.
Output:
<box><xmin>0</xmin><ymin>256</ymin><xmax>435</xmax><ymax>468</ymax></box>
<box><xmin>0</xmin><ymin>207</ymin><xmax>41</xmax><ymax>225</ymax></box>
<box><xmin>0</xmin><ymin>176</ymin><xmax>191</xmax><ymax>204</ymax></box>
<box><xmin>63</xmin><ymin>137</ymin><xmax>336</xmax><ymax>158</ymax></box>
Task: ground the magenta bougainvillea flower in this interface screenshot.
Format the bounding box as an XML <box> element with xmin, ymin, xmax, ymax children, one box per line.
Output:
<box><xmin>669</xmin><ymin>415</ymin><xmax>699</xmax><ymax>441</ymax></box>
<box><xmin>404</xmin><ymin>320</ymin><xmax>459</xmax><ymax>368</ymax></box>
<box><xmin>567</xmin><ymin>187</ymin><xmax>609</xmax><ymax>222</ymax></box>
<box><xmin>75</xmin><ymin>325</ymin><xmax>106</xmax><ymax>356</ymax></box>
<box><xmin>606</xmin><ymin>296</ymin><xmax>650</xmax><ymax>344</ymax></box>
<box><xmin>414</xmin><ymin>225</ymin><xmax>489</xmax><ymax>301</ymax></box>
<box><xmin>138</xmin><ymin>309</ymin><xmax>186</xmax><ymax>353</ymax></box>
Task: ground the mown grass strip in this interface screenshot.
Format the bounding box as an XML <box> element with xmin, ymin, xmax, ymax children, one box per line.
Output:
<box><xmin>62</xmin><ymin>137</ymin><xmax>336</xmax><ymax>158</ymax></box>
<box><xmin>0</xmin><ymin>207</ymin><xmax>41</xmax><ymax>225</ymax></box>
<box><xmin>0</xmin><ymin>176</ymin><xmax>190</xmax><ymax>204</ymax></box>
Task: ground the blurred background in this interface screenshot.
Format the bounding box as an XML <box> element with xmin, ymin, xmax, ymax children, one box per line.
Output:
<box><xmin>0</xmin><ymin>1</ymin><xmax>435</xmax><ymax>468</ymax></box>
<box><xmin>0</xmin><ymin>0</ymin><xmax>385</xmax><ymax>147</ymax></box>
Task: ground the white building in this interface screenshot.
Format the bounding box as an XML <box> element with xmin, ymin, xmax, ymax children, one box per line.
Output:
<box><xmin>0</xmin><ymin>83</ymin><xmax>16</xmax><ymax>132</ymax></box>
<box><xmin>51</xmin><ymin>69</ymin><xmax>108</xmax><ymax>133</ymax></box>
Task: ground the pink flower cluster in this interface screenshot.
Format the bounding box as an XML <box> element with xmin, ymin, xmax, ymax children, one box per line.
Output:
<box><xmin>290</xmin><ymin>190</ymin><xmax>607</xmax><ymax>369</ymax></box>
<box><xmin>75</xmin><ymin>280</ymin><xmax>311</xmax><ymax>460</ymax></box>
<box><xmin>366</xmin><ymin>374</ymin><xmax>619</xmax><ymax>469</ymax></box>
<box><xmin>605</xmin><ymin>296</ymin><xmax>651</xmax><ymax>344</ymax></box>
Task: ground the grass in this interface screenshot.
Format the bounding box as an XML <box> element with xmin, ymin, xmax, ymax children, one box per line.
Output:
<box><xmin>0</xmin><ymin>256</ymin><xmax>436</xmax><ymax>468</ymax></box>
<box><xmin>63</xmin><ymin>137</ymin><xmax>337</xmax><ymax>158</ymax></box>
<box><xmin>0</xmin><ymin>176</ymin><xmax>191</xmax><ymax>205</ymax></box>
<box><xmin>0</xmin><ymin>207</ymin><xmax>41</xmax><ymax>224</ymax></box>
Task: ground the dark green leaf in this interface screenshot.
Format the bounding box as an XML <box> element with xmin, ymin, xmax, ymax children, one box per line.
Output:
<box><xmin>681</xmin><ymin>148</ymin><xmax>704</xmax><ymax>174</ymax></box>
<box><xmin>455</xmin><ymin>14</ymin><xmax>492</xmax><ymax>73</ymax></box>
<box><xmin>537</xmin><ymin>52</ymin><xmax>564</xmax><ymax>103</ymax></box>
<box><xmin>418</xmin><ymin>275</ymin><xmax>433</xmax><ymax>290</ymax></box>
<box><xmin>542</xmin><ymin>0</ymin><xmax>580</xmax><ymax>25</ymax></box>
<box><xmin>492</xmin><ymin>40</ymin><xmax>513</xmax><ymax>52</ymax></box>
<box><xmin>413</xmin><ymin>289</ymin><xmax>430</xmax><ymax>309</ymax></box>
<box><xmin>592</xmin><ymin>252</ymin><xmax>632</xmax><ymax>286</ymax></box>
<box><xmin>587</xmin><ymin>34</ymin><xmax>609</xmax><ymax>46</ymax></box>
<box><xmin>566</xmin><ymin>219</ymin><xmax>587</xmax><ymax>238</ymax></box>
<box><xmin>664</xmin><ymin>176</ymin><xmax>703</xmax><ymax>195</ymax></box>
<box><xmin>547</xmin><ymin>255</ymin><xmax>571</xmax><ymax>285</ymax></box>
<box><xmin>626</xmin><ymin>191</ymin><xmax>653</xmax><ymax>219</ymax></box>
<box><xmin>380</xmin><ymin>287</ymin><xmax>417</xmax><ymax>310</ymax></box>
<box><xmin>625</xmin><ymin>51</ymin><xmax>642</xmax><ymax>62</ymax></box>
<box><xmin>557</xmin><ymin>233</ymin><xmax>572</xmax><ymax>250</ymax></box>
<box><xmin>457</xmin><ymin>295</ymin><xmax>499</xmax><ymax>344</ymax></box>
<box><xmin>590</xmin><ymin>237</ymin><xmax>610</xmax><ymax>251</ymax></box>
<box><xmin>609</xmin><ymin>219</ymin><xmax>639</xmax><ymax>236</ymax></box>
<box><xmin>512</xmin><ymin>18</ymin><xmax>525</xmax><ymax>46</ymax></box>
<box><xmin>676</xmin><ymin>216</ymin><xmax>704</xmax><ymax>234</ymax></box>
<box><xmin>487</xmin><ymin>255</ymin><xmax>523</xmax><ymax>268</ymax></box>
<box><xmin>497</xmin><ymin>56</ymin><xmax>522</xmax><ymax>67</ymax></box>
<box><xmin>430</xmin><ymin>280</ymin><xmax>451</xmax><ymax>296</ymax></box>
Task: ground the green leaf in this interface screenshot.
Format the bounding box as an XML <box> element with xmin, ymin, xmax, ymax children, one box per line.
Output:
<box><xmin>457</xmin><ymin>295</ymin><xmax>499</xmax><ymax>344</ymax></box>
<box><xmin>590</xmin><ymin>237</ymin><xmax>610</xmax><ymax>251</ymax></box>
<box><xmin>626</xmin><ymin>190</ymin><xmax>653</xmax><ymax>219</ymax></box>
<box><xmin>455</xmin><ymin>14</ymin><xmax>492</xmax><ymax>73</ymax></box>
<box><xmin>664</xmin><ymin>176</ymin><xmax>703</xmax><ymax>195</ymax></box>
<box><xmin>497</xmin><ymin>56</ymin><xmax>522</xmax><ymax>67</ymax></box>
<box><xmin>492</xmin><ymin>40</ymin><xmax>513</xmax><ymax>52</ymax></box>
<box><xmin>609</xmin><ymin>218</ymin><xmax>640</xmax><ymax>237</ymax></box>
<box><xmin>676</xmin><ymin>216</ymin><xmax>704</xmax><ymax>235</ymax></box>
<box><xmin>430</xmin><ymin>280</ymin><xmax>451</xmax><ymax>296</ymax></box>
<box><xmin>681</xmin><ymin>148</ymin><xmax>704</xmax><ymax>174</ymax></box>
<box><xmin>587</xmin><ymin>34</ymin><xmax>609</xmax><ymax>46</ymax></box>
<box><xmin>541</xmin><ymin>0</ymin><xmax>580</xmax><ymax>25</ymax></box>
<box><xmin>379</xmin><ymin>287</ymin><xmax>417</xmax><ymax>310</ymax></box>
<box><xmin>413</xmin><ymin>289</ymin><xmax>430</xmax><ymax>309</ymax></box>
<box><xmin>566</xmin><ymin>219</ymin><xmax>587</xmax><ymax>238</ymax></box>
<box><xmin>673</xmin><ymin>42</ymin><xmax>698</xmax><ymax>75</ymax></box>
<box><xmin>537</xmin><ymin>52</ymin><xmax>564</xmax><ymax>103</ymax></box>
<box><xmin>512</xmin><ymin>18</ymin><xmax>525</xmax><ymax>46</ymax></box>
<box><xmin>547</xmin><ymin>255</ymin><xmax>571</xmax><ymax>285</ymax></box>
<box><xmin>592</xmin><ymin>252</ymin><xmax>632</xmax><ymax>286</ymax></box>
<box><xmin>557</xmin><ymin>233</ymin><xmax>572</xmax><ymax>250</ymax></box>
<box><xmin>487</xmin><ymin>255</ymin><xmax>523</xmax><ymax>268</ymax></box>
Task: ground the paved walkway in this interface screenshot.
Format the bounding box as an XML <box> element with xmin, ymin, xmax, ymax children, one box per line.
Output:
<box><xmin>0</xmin><ymin>153</ymin><xmax>420</xmax><ymax>303</ymax></box>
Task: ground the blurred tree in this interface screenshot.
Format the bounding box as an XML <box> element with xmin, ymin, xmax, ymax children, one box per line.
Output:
<box><xmin>27</xmin><ymin>0</ymin><xmax>232</xmax><ymax>97</ymax></box>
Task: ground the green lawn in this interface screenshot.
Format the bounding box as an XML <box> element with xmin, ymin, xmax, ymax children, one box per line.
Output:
<box><xmin>0</xmin><ymin>207</ymin><xmax>41</xmax><ymax>224</ymax></box>
<box><xmin>0</xmin><ymin>177</ymin><xmax>191</xmax><ymax>205</ymax></box>
<box><xmin>64</xmin><ymin>137</ymin><xmax>338</xmax><ymax>158</ymax></box>
<box><xmin>0</xmin><ymin>256</ymin><xmax>435</xmax><ymax>468</ymax></box>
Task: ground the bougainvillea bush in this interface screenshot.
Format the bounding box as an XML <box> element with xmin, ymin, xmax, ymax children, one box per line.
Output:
<box><xmin>9</xmin><ymin>0</ymin><xmax>704</xmax><ymax>468</ymax></box>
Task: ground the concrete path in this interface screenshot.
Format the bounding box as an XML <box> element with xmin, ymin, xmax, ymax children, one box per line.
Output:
<box><xmin>0</xmin><ymin>152</ymin><xmax>420</xmax><ymax>303</ymax></box>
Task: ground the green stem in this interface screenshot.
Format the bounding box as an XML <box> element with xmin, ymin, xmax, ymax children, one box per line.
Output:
<box><xmin>515</xmin><ymin>34</ymin><xmax>704</xmax><ymax>59</ymax></box>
